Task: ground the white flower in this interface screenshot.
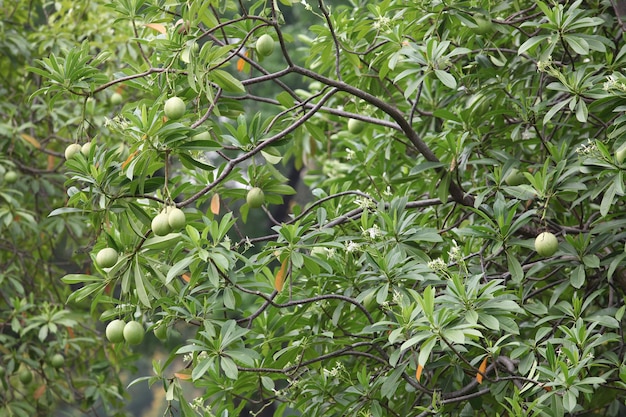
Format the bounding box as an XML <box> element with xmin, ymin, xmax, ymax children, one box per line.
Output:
<box><xmin>346</xmin><ymin>241</ymin><xmax>360</xmax><ymax>253</ymax></box>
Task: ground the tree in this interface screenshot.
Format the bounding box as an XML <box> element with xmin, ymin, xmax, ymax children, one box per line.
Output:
<box><xmin>3</xmin><ymin>0</ymin><xmax>626</xmax><ymax>416</ymax></box>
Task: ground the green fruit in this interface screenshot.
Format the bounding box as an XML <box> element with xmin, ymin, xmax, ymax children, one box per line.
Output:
<box><xmin>348</xmin><ymin>118</ymin><xmax>365</xmax><ymax>135</ymax></box>
<box><xmin>50</xmin><ymin>353</ymin><xmax>65</xmax><ymax>368</ymax></box>
<box><xmin>96</xmin><ymin>248</ymin><xmax>118</xmax><ymax>268</ymax></box>
<box><xmin>151</xmin><ymin>212</ymin><xmax>172</xmax><ymax>236</ymax></box>
<box><xmin>504</xmin><ymin>169</ymin><xmax>526</xmax><ymax>186</ymax></box>
<box><xmin>154</xmin><ymin>322</ymin><xmax>168</xmax><ymax>341</ymax></box>
<box><xmin>19</xmin><ymin>369</ymin><xmax>32</xmax><ymax>385</ymax></box>
<box><xmin>81</xmin><ymin>142</ymin><xmax>92</xmax><ymax>156</ymax></box>
<box><xmin>168</xmin><ymin>207</ymin><xmax>186</xmax><ymax>230</ymax></box>
<box><xmin>534</xmin><ymin>232</ymin><xmax>558</xmax><ymax>257</ymax></box>
<box><xmin>256</xmin><ymin>34</ymin><xmax>275</xmax><ymax>57</ymax></box>
<box><xmin>164</xmin><ymin>96</ymin><xmax>186</xmax><ymax>120</ymax></box>
<box><xmin>4</xmin><ymin>170</ymin><xmax>17</xmax><ymax>184</ymax></box>
<box><xmin>106</xmin><ymin>319</ymin><xmax>126</xmax><ymax>343</ymax></box>
<box><xmin>616</xmin><ymin>146</ymin><xmax>626</xmax><ymax>164</ymax></box>
<box><xmin>64</xmin><ymin>143</ymin><xmax>82</xmax><ymax>160</ymax></box>
<box><xmin>247</xmin><ymin>187</ymin><xmax>265</xmax><ymax>208</ymax></box>
<box><xmin>110</xmin><ymin>92</ymin><xmax>123</xmax><ymax>105</ymax></box>
<box><xmin>192</xmin><ymin>130</ymin><xmax>211</xmax><ymax>141</ymax></box>
<box><xmin>123</xmin><ymin>321</ymin><xmax>145</xmax><ymax>345</ymax></box>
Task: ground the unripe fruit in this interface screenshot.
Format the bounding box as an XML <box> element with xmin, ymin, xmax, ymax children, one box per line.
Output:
<box><xmin>4</xmin><ymin>170</ymin><xmax>17</xmax><ymax>184</ymax></box>
<box><xmin>348</xmin><ymin>118</ymin><xmax>365</xmax><ymax>135</ymax></box>
<box><xmin>616</xmin><ymin>146</ymin><xmax>626</xmax><ymax>164</ymax></box>
<box><xmin>64</xmin><ymin>143</ymin><xmax>82</xmax><ymax>160</ymax></box>
<box><xmin>19</xmin><ymin>370</ymin><xmax>33</xmax><ymax>385</ymax></box>
<box><xmin>123</xmin><ymin>321</ymin><xmax>145</xmax><ymax>345</ymax></box>
<box><xmin>504</xmin><ymin>169</ymin><xmax>526</xmax><ymax>186</ymax></box>
<box><xmin>86</xmin><ymin>97</ymin><xmax>96</xmax><ymax>115</ymax></box>
<box><xmin>192</xmin><ymin>130</ymin><xmax>211</xmax><ymax>141</ymax></box>
<box><xmin>168</xmin><ymin>207</ymin><xmax>186</xmax><ymax>230</ymax></box>
<box><xmin>256</xmin><ymin>34</ymin><xmax>275</xmax><ymax>57</ymax></box>
<box><xmin>106</xmin><ymin>319</ymin><xmax>126</xmax><ymax>343</ymax></box>
<box><xmin>534</xmin><ymin>232</ymin><xmax>558</xmax><ymax>257</ymax></box>
<box><xmin>247</xmin><ymin>187</ymin><xmax>265</xmax><ymax>208</ymax></box>
<box><xmin>81</xmin><ymin>142</ymin><xmax>92</xmax><ymax>156</ymax></box>
<box><xmin>50</xmin><ymin>353</ymin><xmax>65</xmax><ymax>368</ymax></box>
<box><xmin>164</xmin><ymin>96</ymin><xmax>186</xmax><ymax>120</ymax></box>
<box><xmin>110</xmin><ymin>92</ymin><xmax>123</xmax><ymax>105</ymax></box>
<box><xmin>152</xmin><ymin>212</ymin><xmax>172</xmax><ymax>236</ymax></box>
<box><xmin>96</xmin><ymin>248</ymin><xmax>118</xmax><ymax>268</ymax></box>
<box><xmin>154</xmin><ymin>322</ymin><xmax>168</xmax><ymax>341</ymax></box>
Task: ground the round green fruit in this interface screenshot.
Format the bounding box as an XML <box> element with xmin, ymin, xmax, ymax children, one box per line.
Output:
<box><xmin>348</xmin><ymin>118</ymin><xmax>365</xmax><ymax>135</ymax></box>
<box><xmin>123</xmin><ymin>321</ymin><xmax>145</xmax><ymax>345</ymax></box>
<box><xmin>152</xmin><ymin>212</ymin><xmax>172</xmax><ymax>236</ymax></box>
<box><xmin>85</xmin><ymin>97</ymin><xmax>96</xmax><ymax>115</ymax></box>
<box><xmin>168</xmin><ymin>207</ymin><xmax>186</xmax><ymax>230</ymax></box>
<box><xmin>64</xmin><ymin>143</ymin><xmax>82</xmax><ymax>160</ymax></box>
<box><xmin>504</xmin><ymin>169</ymin><xmax>526</xmax><ymax>186</ymax></box>
<box><xmin>192</xmin><ymin>130</ymin><xmax>211</xmax><ymax>141</ymax></box>
<box><xmin>4</xmin><ymin>170</ymin><xmax>17</xmax><ymax>184</ymax></box>
<box><xmin>534</xmin><ymin>232</ymin><xmax>558</xmax><ymax>257</ymax></box>
<box><xmin>247</xmin><ymin>187</ymin><xmax>265</xmax><ymax>208</ymax></box>
<box><xmin>616</xmin><ymin>146</ymin><xmax>626</xmax><ymax>164</ymax></box>
<box><xmin>154</xmin><ymin>322</ymin><xmax>168</xmax><ymax>341</ymax></box>
<box><xmin>106</xmin><ymin>319</ymin><xmax>126</xmax><ymax>343</ymax></box>
<box><xmin>110</xmin><ymin>92</ymin><xmax>123</xmax><ymax>105</ymax></box>
<box><xmin>50</xmin><ymin>353</ymin><xmax>65</xmax><ymax>369</ymax></box>
<box><xmin>164</xmin><ymin>96</ymin><xmax>186</xmax><ymax>120</ymax></box>
<box><xmin>19</xmin><ymin>370</ymin><xmax>33</xmax><ymax>385</ymax></box>
<box><xmin>256</xmin><ymin>34</ymin><xmax>275</xmax><ymax>57</ymax></box>
<box><xmin>96</xmin><ymin>248</ymin><xmax>118</xmax><ymax>268</ymax></box>
<box><xmin>81</xmin><ymin>142</ymin><xmax>92</xmax><ymax>156</ymax></box>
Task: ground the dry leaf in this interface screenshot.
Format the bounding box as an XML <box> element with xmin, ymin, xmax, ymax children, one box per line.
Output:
<box><xmin>237</xmin><ymin>50</ymin><xmax>249</xmax><ymax>72</ymax></box>
<box><xmin>476</xmin><ymin>357</ymin><xmax>487</xmax><ymax>384</ymax></box>
<box><xmin>274</xmin><ymin>258</ymin><xmax>288</xmax><ymax>292</ymax></box>
<box><xmin>181</xmin><ymin>273</ymin><xmax>191</xmax><ymax>283</ymax></box>
<box><xmin>416</xmin><ymin>364</ymin><xmax>423</xmax><ymax>382</ymax></box>
<box><xmin>33</xmin><ymin>384</ymin><xmax>47</xmax><ymax>400</ymax></box>
<box><xmin>145</xmin><ymin>23</ymin><xmax>167</xmax><ymax>34</ymax></box>
<box><xmin>122</xmin><ymin>150</ymin><xmax>138</xmax><ymax>170</ymax></box>
<box><xmin>47</xmin><ymin>154</ymin><xmax>56</xmax><ymax>170</ymax></box>
<box><xmin>175</xmin><ymin>372</ymin><xmax>192</xmax><ymax>380</ymax></box>
<box><xmin>210</xmin><ymin>194</ymin><xmax>220</xmax><ymax>215</ymax></box>
<box><xmin>20</xmin><ymin>133</ymin><xmax>41</xmax><ymax>149</ymax></box>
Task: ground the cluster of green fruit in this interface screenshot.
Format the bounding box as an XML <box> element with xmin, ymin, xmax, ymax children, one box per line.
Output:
<box><xmin>105</xmin><ymin>319</ymin><xmax>168</xmax><ymax>344</ymax></box>
<box><xmin>64</xmin><ymin>142</ymin><xmax>92</xmax><ymax>160</ymax></box>
<box><xmin>1</xmin><ymin>353</ymin><xmax>65</xmax><ymax>387</ymax></box>
<box><xmin>152</xmin><ymin>206</ymin><xmax>186</xmax><ymax>236</ymax></box>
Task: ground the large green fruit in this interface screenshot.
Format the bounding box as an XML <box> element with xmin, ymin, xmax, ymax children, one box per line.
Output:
<box><xmin>348</xmin><ymin>118</ymin><xmax>365</xmax><ymax>134</ymax></box>
<box><xmin>19</xmin><ymin>369</ymin><xmax>33</xmax><ymax>385</ymax></box>
<box><xmin>50</xmin><ymin>353</ymin><xmax>65</xmax><ymax>369</ymax></box>
<box><xmin>123</xmin><ymin>321</ymin><xmax>145</xmax><ymax>345</ymax></box>
<box><xmin>154</xmin><ymin>321</ymin><xmax>168</xmax><ymax>341</ymax></box>
<box><xmin>534</xmin><ymin>232</ymin><xmax>558</xmax><ymax>257</ymax></box>
<box><xmin>152</xmin><ymin>212</ymin><xmax>172</xmax><ymax>236</ymax></box>
<box><xmin>96</xmin><ymin>248</ymin><xmax>118</xmax><ymax>268</ymax></box>
<box><xmin>247</xmin><ymin>187</ymin><xmax>265</xmax><ymax>208</ymax></box>
<box><xmin>110</xmin><ymin>92</ymin><xmax>123</xmax><ymax>105</ymax></box>
<box><xmin>164</xmin><ymin>96</ymin><xmax>186</xmax><ymax>120</ymax></box>
<box><xmin>168</xmin><ymin>207</ymin><xmax>186</xmax><ymax>230</ymax></box>
<box><xmin>64</xmin><ymin>143</ymin><xmax>82</xmax><ymax>160</ymax></box>
<box><xmin>256</xmin><ymin>34</ymin><xmax>275</xmax><ymax>57</ymax></box>
<box><xmin>81</xmin><ymin>142</ymin><xmax>92</xmax><ymax>156</ymax></box>
<box><xmin>106</xmin><ymin>319</ymin><xmax>126</xmax><ymax>343</ymax></box>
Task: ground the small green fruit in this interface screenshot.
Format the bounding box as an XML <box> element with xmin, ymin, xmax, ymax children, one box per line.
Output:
<box><xmin>123</xmin><ymin>321</ymin><xmax>145</xmax><ymax>345</ymax></box>
<box><xmin>154</xmin><ymin>322</ymin><xmax>168</xmax><ymax>341</ymax></box>
<box><xmin>4</xmin><ymin>170</ymin><xmax>17</xmax><ymax>184</ymax></box>
<box><xmin>164</xmin><ymin>96</ymin><xmax>186</xmax><ymax>120</ymax></box>
<box><xmin>110</xmin><ymin>92</ymin><xmax>123</xmax><ymax>105</ymax></box>
<box><xmin>64</xmin><ymin>143</ymin><xmax>82</xmax><ymax>160</ymax></box>
<box><xmin>106</xmin><ymin>319</ymin><xmax>126</xmax><ymax>343</ymax></box>
<box><xmin>534</xmin><ymin>232</ymin><xmax>558</xmax><ymax>257</ymax></box>
<box><xmin>81</xmin><ymin>142</ymin><xmax>92</xmax><ymax>157</ymax></box>
<box><xmin>152</xmin><ymin>212</ymin><xmax>172</xmax><ymax>236</ymax></box>
<box><xmin>504</xmin><ymin>169</ymin><xmax>526</xmax><ymax>186</ymax></box>
<box><xmin>247</xmin><ymin>187</ymin><xmax>265</xmax><ymax>208</ymax></box>
<box><xmin>348</xmin><ymin>118</ymin><xmax>365</xmax><ymax>135</ymax></box>
<box><xmin>19</xmin><ymin>370</ymin><xmax>33</xmax><ymax>385</ymax></box>
<box><xmin>256</xmin><ymin>34</ymin><xmax>275</xmax><ymax>57</ymax></box>
<box><xmin>96</xmin><ymin>248</ymin><xmax>118</xmax><ymax>268</ymax></box>
<box><xmin>616</xmin><ymin>146</ymin><xmax>626</xmax><ymax>164</ymax></box>
<box><xmin>168</xmin><ymin>207</ymin><xmax>186</xmax><ymax>230</ymax></box>
<box><xmin>50</xmin><ymin>353</ymin><xmax>65</xmax><ymax>368</ymax></box>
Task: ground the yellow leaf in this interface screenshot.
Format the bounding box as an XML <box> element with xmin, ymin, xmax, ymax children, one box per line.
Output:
<box><xmin>181</xmin><ymin>273</ymin><xmax>191</xmax><ymax>283</ymax></box>
<box><xmin>47</xmin><ymin>154</ymin><xmax>56</xmax><ymax>170</ymax></box>
<box><xmin>20</xmin><ymin>133</ymin><xmax>41</xmax><ymax>149</ymax></box>
<box><xmin>237</xmin><ymin>50</ymin><xmax>249</xmax><ymax>72</ymax></box>
<box><xmin>476</xmin><ymin>357</ymin><xmax>487</xmax><ymax>384</ymax></box>
<box><xmin>145</xmin><ymin>23</ymin><xmax>167</xmax><ymax>34</ymax></box>
<box><xmin>122</xmin><ymin>150</ymin><xmax>138</xmax><ymax>170</ymax></box>
<box><xmin>174</xmin><ymin>371</ymin><xmax>192</xmax><ymax>380</ymax></box>
<box><xmin>274</xmin><ymin>259</ymin><xmax>288</xmax><ymax>292</ymax></box>
<box><xmin>415</xmin><ymin>364</ymin><xmax>423</xmax><ymax>382</ymax></box>
<box><xmin>33</xmin><ymin>384</ymin><xmax>47</xmax><ymax>400</ymax></box>
<box><xmin>210</xmin><ymin>194</ymin><xmax>220</xmax><ymax>215</ymax></box>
